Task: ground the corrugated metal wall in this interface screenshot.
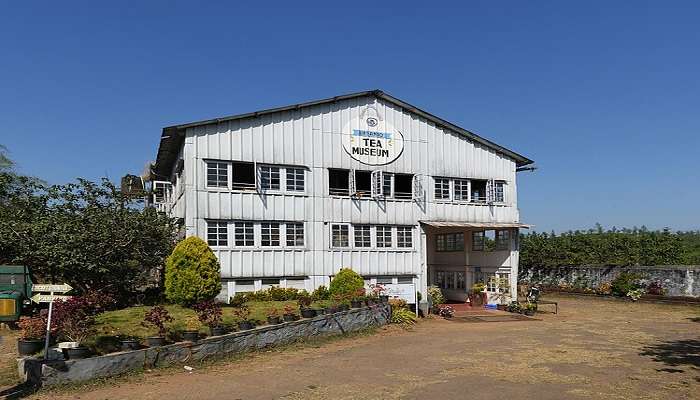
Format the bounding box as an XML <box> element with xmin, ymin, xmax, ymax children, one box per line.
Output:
<box><xmin>177</xmin><ymin>94</ymin><xmax>520</xmax><ymax>280</ymax></box>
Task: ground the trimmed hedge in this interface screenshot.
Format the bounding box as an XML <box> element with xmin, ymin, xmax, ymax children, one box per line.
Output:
<box><xmin>329</xmin><ymin>268</ymin><xmax>364</xmax><ymax>297</ymax></box>
<box><xmin>164</xmin><ymin>237</ymin><xmax>221</xmax><ymax>305</ymax></box>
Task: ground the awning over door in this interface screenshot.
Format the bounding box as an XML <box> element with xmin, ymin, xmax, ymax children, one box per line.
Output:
<box><xmin>419</xmin><ymin>221</ymin><xmax>532</xmax><ymax>229</ymax></box>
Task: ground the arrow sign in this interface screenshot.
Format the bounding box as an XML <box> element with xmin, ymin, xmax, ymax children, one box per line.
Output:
<box><xmin>31</xmin><ymin>293</ymin><xmax>72</xmax><ymax>304</ymax></box>
<box><xmin>33</xmin><ymin>283</ymin><xmax>72</xmax><ymax>293</ymax></box>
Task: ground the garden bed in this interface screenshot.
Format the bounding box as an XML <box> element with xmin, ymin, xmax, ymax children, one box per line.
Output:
<box><xmin>19</xmin><ymin>303</ymin><xmax>390</xmax><ymax>387</ymax></box>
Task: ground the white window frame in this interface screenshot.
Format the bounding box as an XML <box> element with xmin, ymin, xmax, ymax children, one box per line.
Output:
<box><xmin>330</xmin><ymin>223</ymin><xmax>350</xmax><ymax>248</ymax></box>
<box><xmin>233</xmin><ymin>221</ymin><xmax>255</xmax><ymax>247</ymax></box>
<box><xmin>434</xmin><ymin>177</ymin><xmax>451</xmax><ymax>201</ymax></box>
<box><xmin>285</xmin><ymin>167</ymin><xmax>305</xmax><ymax>193</ymax></box>
<box><xmin>396</xmin><ymin>226</ymin><xmax>413</xmax><ymax>248</ymax></box>
<box><xmin>453</xmin><ymin>179</ymin><xmax>470</xmax><ymax>202</ymax></box>
<box><xmin>285</xmin><ymin>222</ymin><xmax>305</xmax><ymax>248</ymax></box>
<box><xmin>206</xmin><ymin>161</ymin><xmax>230</xmax><ymax>189</ymax></box>
<box><xmin>260</xmin><ymin>222</ymin><xmax>281</xmax><ymax>247</ymax></box>
<box><xmin>353</xmin><ymin>225</ymin><xmax>372</xmax><ymax>248</ymax></box>
<box><xmin>493</xmin><ymin>180</ymin><xmax>505</xmax><ymax>203</ymax></box>
<box><xmin>258</xmin><ymin>165</ymin><xmax>281</xmax><ymax>192</ymax></box>
<box><xmin>376</xmin><ymin>225</ymin><xmax>393</xmax><ymax>248</ymax></box>
<box><xmin>152</xmin><ymin>180</ymin><xmax>173</xmax><ymax>204</ymax></box>
<box><xmin>206</xmin><ymin>220</ymin><xmax>228</xmax><ymax>247</ymax></box>
<box><xmin>371</xmin><ymin>170</ymin><xmax>384</xmax><ymax>198</ymax></box>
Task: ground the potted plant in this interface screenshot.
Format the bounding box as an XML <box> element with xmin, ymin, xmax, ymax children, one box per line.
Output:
<box><xmin>193</xmin><ymin>300</ymin><xmax>225</xmax><ymax>336</ymax></box>
<box><xmin>506</xmin><ymin>301</ymin><xmax>522</xmax><ymax>314</ymax></box>
<box><xmin>298</xmin><ymin>294</ymin><xmax>315</xmax><ymax>318</ymax></box>
<box><xmin>266</xmin><ymin>308</ymin><xmax>282</xmax><ymax>324</ymax></box>
<box><xmin>54</xmin><ymin>304</ymin><xmax>95</xmax><ymax>359</ymax></box>
<box><xmin>438</xmin><ymin>305</ymin><xmax>455</xmax><ymax>319</ymax></box>
<box><xmin>120</xmin><ymin>336</ymin><xmax>140</xmax><ymax>351</ymax></box>
<box><xmin>282</xmin><ymin>304</ymin><xmax>297</xmax><ymax>321</ymax></box>
<box><xmin>182</xmin><ymin>316</ymin><xmax>201</xmax><ymax>342</ymax></box>
<box><xmin>350</xmin><ymin>288</ymin><xmax>366</xmax><ymax>308</ymax></box>
<box><xmin>469</xmin><ymin>283</ymin><xmax>486</xmax><ymax>307</ymax></box>
<box><xmin>142</xmin><ymin>305</ymin><xmax>173</xmax><ymax>347</ymax></box>
<box><xmin>427</xmin><ymin>286</ymin><xmax>445</xmax><ymax>314</ymax></box>
<box><xmin>368</xmin><ymin>283</ymin><xmax>384</xmax><ymax>305</ymax></box>
<box><xmin>523</xmin><ymin>302</ymin><xmax>537</xmax><ymax>316</ymax></box>
<box><xmin>233</xmin><ymin>305</ymin><xmax>254</xmax><ymax>330</ymax></box>
<box><xmin>17</xmin><ymin>316</ymin><xmax>45</xmax><ymax>356</ymax></box>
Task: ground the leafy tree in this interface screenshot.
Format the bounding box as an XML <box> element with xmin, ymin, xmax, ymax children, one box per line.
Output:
<box><xmin>0</xmin><ymin>152</ymin><xmax>178</xmax><ymax>302</ymax></box>
<box><xmin>164</xmin><ymin>236</ymin><xmax>221</xmax><ymax>305</ymax></box>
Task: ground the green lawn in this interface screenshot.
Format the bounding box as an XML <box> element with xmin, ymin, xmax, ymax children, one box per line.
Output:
<box><xmin>89</xmin><ymin>300</ymin><xmax>330</xmax><ymax>354</ymax></box>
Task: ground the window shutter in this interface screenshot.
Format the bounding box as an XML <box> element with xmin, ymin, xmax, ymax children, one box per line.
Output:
<box><xmin>412</xmin><ymin>175</ymin><xmax>424</xmax><ymax>201</ymax></box>
<box><xmin>486</xmin><ymin>179</ymin><xmax>495</xmax><ymax>203</ymax></box>
<box><xmin>256</xmin><ymin>165</ymin><xmax>265</xmax><ymax>194</ymax></box>
<box><xmin>371</xmin><ymin>170</ymin><xmax>383</xmax><ymax>198</ymax></box>
<box><xmin>349</xmin><ymin>169</ymin><xmax>356</xmax><ymax>196</ymax></box>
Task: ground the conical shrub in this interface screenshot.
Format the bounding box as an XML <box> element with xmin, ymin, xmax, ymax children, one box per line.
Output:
<box><xmin>164</xmin><ymin>236</ymin><xmax>221</xmax><ymax>305</ymax></box>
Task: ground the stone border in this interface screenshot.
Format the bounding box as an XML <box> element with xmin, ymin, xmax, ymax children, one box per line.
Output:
<box><xmin>18</xmin><ymin>303</ymin><xmax>391</xmax><ymax>387</ymax></box>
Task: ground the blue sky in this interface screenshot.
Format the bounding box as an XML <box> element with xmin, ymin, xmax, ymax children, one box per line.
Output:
<box><xmin>1</xmin><ymin>1</ymin><xmax>698</xmax><ymax>233</ymax></box>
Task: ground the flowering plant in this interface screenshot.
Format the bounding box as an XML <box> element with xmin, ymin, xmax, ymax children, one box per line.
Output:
<box><xmin>283</xmin><ymin>304</ymin><xmax>295</xmax><ymax>315</ymax></box>
<box><xmin>297</xmin><ymin>292</ymin><xmax>312</xmax><ymax>309</ymax></box>
<box><xmin>142</xmin><ymin>305</ymin><xmax>173</xmax><ymax>337</ymax></box>
<box><xmin>267</xmin><ymin>307</ymin><xmax>279</xmax><ymax>318</ymax></box>
<box><xmin>627</xmin><ymin>288</ymin><xmax>645</xmax><ymax>301</ymax></box>
<box><xmin>437</xmin><ymin>305</ymin><xmax>454</xmax><ymax>318</ymax></box>
<box><xmin>232</xmin><ymin>305</ymin><xmax>251</xmax><ymax>322</ymax></box>
<box><xmin>369</xmin><ymin>284</ymin><xmax>385</xmax><ymax>297</ymax></box>
<box><xmin>18</xmin><ymin>316</ymin><xmax>46</xmax><ymax>340</ymax></box>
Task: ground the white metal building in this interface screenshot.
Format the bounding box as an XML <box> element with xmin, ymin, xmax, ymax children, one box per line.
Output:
<box><xmin>151</xmin><ymin>90</ymin><xmax>533</xmax><ymax>305</ymax></box>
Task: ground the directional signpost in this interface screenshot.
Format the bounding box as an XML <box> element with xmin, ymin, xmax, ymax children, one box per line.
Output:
<box><xmin>32</xmin><ymin>283</ymin><xmax>72</xmax><ymax>359</ymax></box>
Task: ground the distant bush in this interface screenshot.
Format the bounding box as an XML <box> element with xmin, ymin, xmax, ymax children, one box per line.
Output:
<box><xmin>610</xmin><ymin>272</ymin><xmax>643</xmax><ymax>297</ymax></box>
<box><xmin>164</xmin><ymin>237</ymin><xmax>221</xmax><ymax>305</ymax></box>
<box><xmin>427</xmin><ymin>286</ymin><xmax>445</xmax><ymax>305</ymax></box>
<box><xmin>228</xmin><ymin>287</ymin><xmax>305</xmax><ymax>305</ymax></box>
<box><xmin>329</xmin><ymin>268</ymin><xmax>364</xmax><ymax>298</ymax></box>
<box><xmin>311</xmin><ymin>285</ymin><xmax>330</xmax><ymax>301</ymax></box>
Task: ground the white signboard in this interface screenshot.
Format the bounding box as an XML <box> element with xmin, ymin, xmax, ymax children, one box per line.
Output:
<box><xmin>342</xmin><ymin>106</ymin><xmax>405</xmax><ymax>166</ymax></box>
<box><xmin>384</xmin><ymin>283</ymin><xmax>416</xmax><ymax>304</ymax></box>
<box><xmin>31</xmin><ymin>294</ymin><xmax>71</xmax><ymax>304</ymax></box>
<box><xmin>33</xmin><ymin>283</ymin><xmax>72</xmax><ymax>293</ymax></box>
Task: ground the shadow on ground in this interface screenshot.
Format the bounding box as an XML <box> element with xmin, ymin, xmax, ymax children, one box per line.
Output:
<box><xmin>0</xmin><ymin>382</ymin><xmax>38</xmax><ymax>399</ymax></box>
<box><xmin>640</xmin><ymin>339</ymin><xmax>700</xmax><ymax>373</ymax></box>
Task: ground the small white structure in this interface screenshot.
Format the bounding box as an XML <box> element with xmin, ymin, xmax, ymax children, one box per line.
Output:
<box><xmin>151</xmin><ymin>90</ymin><xmax>533</xmax><ymax>305</ymax></box>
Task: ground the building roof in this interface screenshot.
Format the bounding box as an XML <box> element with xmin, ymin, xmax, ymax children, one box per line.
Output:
<box><xmin>153</xmin><ymin>90</ymin><xmax>534</xmax><ymax>177</ymax></box>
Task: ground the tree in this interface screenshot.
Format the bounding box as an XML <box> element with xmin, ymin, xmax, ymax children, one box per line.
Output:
<box><xmin>0</xmin><ymin>171</ymin><xmax>178</xmax><ymax>303</ymax></box>
<box><xmin>164</xmin><ymin>236</ymin><xmax>221</xmax><ymax>305</ymax></box>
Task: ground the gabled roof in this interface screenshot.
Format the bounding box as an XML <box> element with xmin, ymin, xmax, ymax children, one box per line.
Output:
<box><xmin>154</xmin><ymin>90</ymin><xmax>533</xmax><ymax>177</ymax></box>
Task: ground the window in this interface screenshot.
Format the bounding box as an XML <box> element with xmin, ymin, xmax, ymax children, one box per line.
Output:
<box><xmin>207</xmin><ymin>221</ymin><xmax>228</xmax><ymax>246</ymax></box>
<box><xmin>495</xmin><ymin>230</ymin><xmax>510</xmax><ymax>250</ymax></box>
<box><xmin>260</xmin><ymin>222</ymin><xmax>280</xmax><ymax>246</ymax></box>
<box><xmin>493</xmin><ymin>180</ymin><xmax>505</xmax><ymax>203</ymax></box>
<box><xmin>454</xmin><ymin>179</ymin><xmax>470</xmax><ymax>201</ymax></box>
<box><xmin>471</xmin><ymin>180</ymin><xmax>487</xmax><ymax>203</ymax></box>
<box><xmin>206</xmin><ymin>162</ymin><xmax>228</xmax><ymax>188</ymax></box>
<box><xmin>354</xmin><ymin>225</ymin><xmax>372</xmax><ymax>248</ymax></box>
<box><xmin>376</xmin><ymin>226</ymin><xmax>393</xmax><ymax>248</ymax></box>
<box><xmin>434</xmin><ymin>178</ymin><xmax>451</xmax><ymax>200</ymax></box>
<box><xmin>355</xmin><ymin>170</ymin><xmax>372</xmax><ymax>196</ymax></box>
<box><xmin>382</xmin><ymin>172</ymin><xmax>392</xmax><ymax>197</ymax></box>
<box><xmin>397</xmin><ymin>226</ymin><xmax>413</xmax><ymax>248</ymax></box>
<box><xmin>234</xmin><ymin>222</ymin><xmax>254</xmax><ymax>246</ymax></box>
<box><xmin>286</xmin><ymin>223</ymin><xmax>304</xmax><ymax>247</ymax></box>
<box><xmin>259</xmin><ymin>166</ymin><xmax>280</xmax><ymax>191</ymax></box>
<box><xmin>472</xmin><ymin>231</ymin><xmax>485</xmax><ymax>251</ymax></box>
<box><xmin>393</xmin><ymin>174</ymin><xmax>413</xmax><ymax>200</ymax></box>
<box><xmin>329</xmin><ymin>169</ymin><xmax>350</xmax><ymax>196</ymax></box>
<box><xmin>376</xmin><ymin>276</ymin><xmax>393</xmax><ymax>285</ymax></box>
<box><xmin>436</xmin><ymin>233</ymin><xmax>464</xmax><ymax>252</ymax></box>
<box><xmin>286</xmin><ymin>168</ymin><xmax>305</xmax><ymax>192</ymax></box>
<box><xmin>456</xmin><ymin>272</ymin><xmax>465</xmax><ymax>289</ymax></box>
<box><xmin>436</xmin><ymin>271</ymin><xmax>445</xmax><ymax>288</ymax></box>
<box><xmin>331</xmin><ymin>224</ymin><xmax>349</xmax><ymax>247</ymax></box>
<box><xmin>152</xmin><ymin>181</ymin><xmax>172</xmax><ymax>203</ymax></box>
<box><xmin>397</xmin><ymin>275</ymin><xmax>414</xmax><ymax>284</ymax></box>
<box><xmin>232</xmin><ymin>161</ymin><xmax>255</xmax><ymax>190</ymax></box>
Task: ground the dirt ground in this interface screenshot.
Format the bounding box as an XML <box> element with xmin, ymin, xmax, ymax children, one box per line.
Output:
<box><xmin>13</xmin><ymin>295</ymin><xmax>700</xmax><ymax>399</ymax></box>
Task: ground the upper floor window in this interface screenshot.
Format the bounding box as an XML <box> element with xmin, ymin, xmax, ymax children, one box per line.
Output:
<box><xmin>331</xmin><ymin>223</ymin><xmax>350</xmax><ymax>247</ymax></box>
<box><xmin>495</xmin><ymin>229</ymin><xmax>510</xmax><ymax>250</ymax></box>
<box><xmin>286</xmin><ymin>222</ymin><xmax>305</xmax><ymax>247</ymax></box>
<box><xmin>396</xmin><ymin>226</ymin><xmax>413</xmax><ymax>248</ymax></box>
<box><xmin>207</xmin><ymin>221</ymin><xmax>228</xmax><ymax>247</ymax></box>
<box><xmin>434</xmin><ymin>178</ymin><xmax>451</xmax><ymax>200</ymax></box>
<box><xmin>234</xmin><ymin>222</ymin><xmax>254</xmax><ymax>247</ymax></box>
<box><xmin>472</xmin><ymin>231</ymin><xmax>485</xmax><ymax>251</ymax></box>
<box><xmin>329</xmin><ymin>169</ymin><xmax>419</xmax><ymax>200</ymax></box>
<box><xmin>354</xmin><ymin>225</ymin><xmax>372</xmax><ymax>248</ymax></box>
<box><xmin>232</xmin><ymin>161</ymin><xmax>256</xmax><ymax>190</ymax></box>
<box><xmin>329</xmin><ymin>169</ymin><xmax>350</xmax><ymax>196</ymax></box>
<box><xmin>286</xmin><ymin>168</ymin><xmax>305</xmax><ymax>192</ymax></box>
<box><xmin>453</xmin><ymin>179</ymin><xmax>470</xmax><ymax>202</ymax></box>
<box><xmin>260</xmin><ymin>222</ymin><xmax>280</xmax><ymax>247</ymax></box>
<box><xmin>207</xmin><ymin>162</ymin><xmax>229</xmax><ymax>188</ymax></box>
<box><xmin>436</xmin><ymin>232</ymin><xmax>464</xmax><ymax>252</ymax></box>
<box><xmin>376</xmin><ymin>226</ymin><xmax>393</xmax><ymax>248</ymax></box>
<box><xmin>493</xmin><ymin>181</ymin><xmax>505</xmax><ymax>203</ymax></box>
<box><xmin>259</xmin><ymin>166</ymin><xmax>281</xmax><ymax>191</ymax></box>
<box><xmin>471</xmin><ymin>180</ymin><xmax>487</xmax><ymax>203</ymax></box>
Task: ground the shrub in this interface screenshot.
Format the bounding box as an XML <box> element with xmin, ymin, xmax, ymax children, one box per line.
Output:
<box><xmin>165</xmin><ymin>236</ymin><xmax>222</xmax><ymax>305</ymax></box>
<box><xmin>611</xmin><ymin>272</ymin><xmax>643</xmax><ymax>297</ymax></box>
<box><xmin>391</xmin><ymin>307</ymin><xmax>417</xmax><ymax>326</ymax></box>
<box><xmin>646</xmin><ymin>281</ymin><xmax>666</xmax><ymax>296</ymax></box>
<box><xmin>192</xmin><ymin>300</ymin><xmax>223</xmax><ymax>328</ymax></box>
<box><xmin>329</xmin><ymin>268</ymin><xmax>364</xmax><ymax>298</ymax></box>
<box><xmin>437</xmin><ymin>305</ymin><xmax>454</xmax><ymax>318</ymax></box>
<box><xmin>232</xmin><ymin>305</ymin><xmax>251</xmax><ymax>322</ymax></box>
<box><xmin>311</xmin><ymin>285</ymin><xmax>330</xmax><ymax>301</ymax></box>
<box><xmin>297</xmin><ymin>291</ymin><xmax>312</xmax><ymax>309</ymax></box>
<box><xmin>52</xmin><ymin>293</ymin><xmax>112</xmax><ymax>343</ymax></box>
<box><xmin>18</xmin><ymin>316</ymin><xmax>45</xmax><ymax>340</ymax></box>
<box><xmin>627</xmin><ymin>288</ymin><xmax>645</xmax><ymax>301</ymax></box>
<box><xmin>388</xmin><ymin>298</ymin><xmax>407</xmax><ymax>309</ymax></box>
<box><xmin>142</xmin><ymin>305</ymin><xmax>173</xmax><ymax>337</ymax></box>
<box><xmin>229</xmin><ymin>292</ymin><xmax>249</xmax><ymax>307</ymax></box>
<box><xmin>427</xmin><ymin>286</ymin><xmax>445</xmax><ymax>305</ymax></box>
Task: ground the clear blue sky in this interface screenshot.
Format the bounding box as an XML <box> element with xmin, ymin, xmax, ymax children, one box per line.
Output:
<box><xmin>1</xmin><ymin>1</ymin><xmax>698</xmax><ymax>233</ymax></box>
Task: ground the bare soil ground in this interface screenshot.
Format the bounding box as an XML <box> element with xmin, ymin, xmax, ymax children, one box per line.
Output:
<box><xmin>14</xmin><ymin>295</ymin><xmax>700</xmax><ymax>399</ymax></box>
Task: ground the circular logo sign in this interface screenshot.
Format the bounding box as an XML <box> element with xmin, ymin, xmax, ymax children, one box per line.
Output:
<box><xmin>342</xmin><ymin>107</ymin><xmax>405</xmax><ymax>166</ymax></box>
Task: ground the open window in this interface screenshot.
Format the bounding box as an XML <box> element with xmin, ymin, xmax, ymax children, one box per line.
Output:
<box><xmin>471</xmin><ymin>180</ymin><xmax>487</xmax><ymax>203</ymax></box>
<box><xmin>152</xmin><ymin>181</ymin><xmax>172</xmax><ymax>204</ymax></box>
<box><xmin>355</xmin><ymin>170</ymin><xmax>371</xmax><ymax>196</ymax></box>
<box><xmin>394</xmin><ymin>174</ymin><xmax>413</xmax><ymax>200</ymax></box>
<box><xmin>412</xmin><ymin>175</ymin><xmax>424</xmax><ymax>202</ymax></box>
<box><xmin>232</xmin><ymin>162</ymin><xmax>255</xmax><ymax>191</ymax></box>
<box><xmin>371</xmin><ymin>170</ymin><xmax>384</xmax><ymax>198</ymax></box>
<box><xmin>328</xmin><ymin>169</ymin><xmax>350</xmax><ymax>196</ymax></box>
